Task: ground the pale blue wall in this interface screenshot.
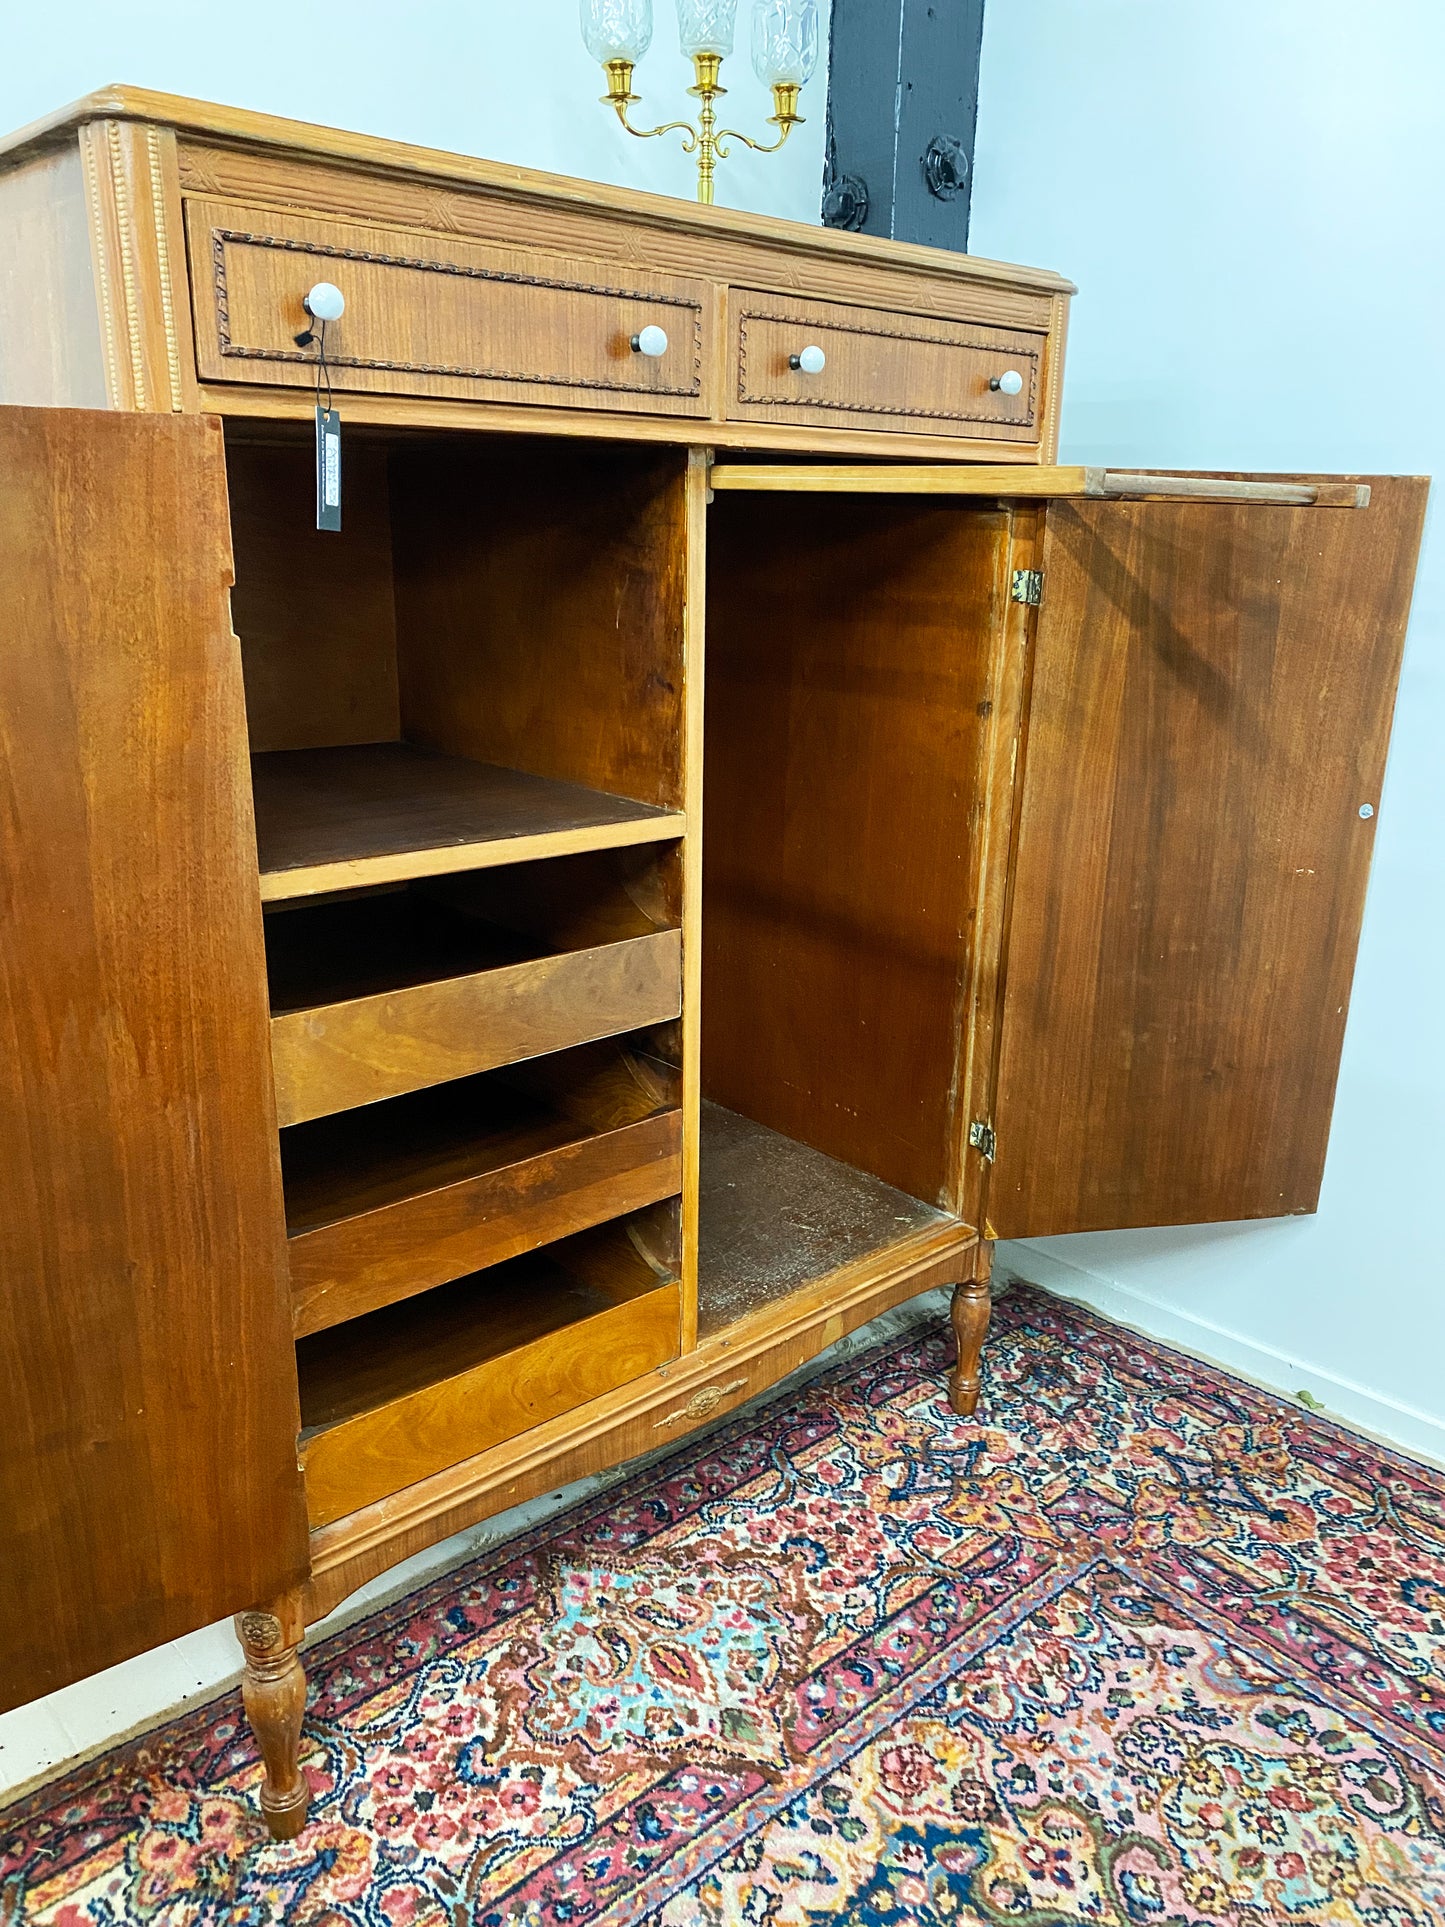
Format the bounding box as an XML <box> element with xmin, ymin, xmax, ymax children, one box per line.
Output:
<box><xmin>970</xmin><ymin>0</ymin><xmax>1444</xmax><ymax>1450</ymax></box>
<box><xmin>0</xmin><ymin>0</ymin><xmax>829</xmax><ymax>220</ymax></box>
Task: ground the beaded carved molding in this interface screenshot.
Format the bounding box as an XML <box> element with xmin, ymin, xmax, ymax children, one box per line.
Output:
<box><xmin>206</xmin><ymin>229</ymin><xmax>706</xmax><ymax>400</ymax></box>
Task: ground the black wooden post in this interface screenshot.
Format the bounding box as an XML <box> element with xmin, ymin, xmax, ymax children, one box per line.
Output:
<box><xmin>822</xmin><ymin>0</ymin><xmax>986</xmax><ymax>249</ymax></box>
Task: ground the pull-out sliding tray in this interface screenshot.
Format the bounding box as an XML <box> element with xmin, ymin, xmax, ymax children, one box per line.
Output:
<box><xmin>265</xmin><ymin>874</ymin><xmax>682</xmax><ymax>1128</ymax></box>
<box><xmin>708</xmin><ymin>463</ymin><xmax>1373</xmax><ymax>508</ymax></box>
<box><xmin>283</xmin><ymin>1044</ymin><xmax>682</xmax><ymax>1336</ymax></box>
<box><xmin>297</xmin><ymin>1213</ymin><xmax>680</xmax><ymax>1527</ymax></box>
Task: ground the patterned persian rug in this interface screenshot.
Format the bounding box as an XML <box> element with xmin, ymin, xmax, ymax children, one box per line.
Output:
<box><xmin>4</xmin><ymin>1285</ymin><xmax>1445</xmax><ymax>1925</ymax></box>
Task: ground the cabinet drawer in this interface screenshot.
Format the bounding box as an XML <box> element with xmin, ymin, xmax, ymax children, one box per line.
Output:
<box><xmin>184</xmin><ymin>197</ymin><xmax>709</xmax><ymax>415</ymax></box>
<box><xmin>728</xmin><ymin>290</ymin><xmax>1043</xmax><ymax>440</ymax></box>
<box><xmin>287</xmin><ymin>1104</ymin><xmax>683</xmax><ymax>1337</ymax></box>
<box><xmin>297</xmin><ymin>1225</ymin><xmax>680</xmax><ymax>1527</ymax></box>
<box><xmin>302</xmin><ymin>1277</ymin><xmax>679</xmax><ymax>1526</ymax></box>
<box><xmin>270</xmin><ymin>927</ymin><xmax>682</xmax><ymax>1127</ymax></box>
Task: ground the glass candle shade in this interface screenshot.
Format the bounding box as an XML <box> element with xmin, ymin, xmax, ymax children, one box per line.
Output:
<box><xmin>751</xmin><ymin>0</ymin><xmax>819</xmax><ymax>87</ymax></box>
<box><xmin>580</xmin><ymin>0</ymin><xmax>654</xmax><ymax>63</ymax></box>
<box><xmin>676</xmin><ymin>0</ymin><xmax>739</xmax><ymax>58</ymax></box>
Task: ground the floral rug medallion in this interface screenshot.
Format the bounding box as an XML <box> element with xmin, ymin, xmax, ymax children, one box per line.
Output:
<box><xmin>4</xmin><ymin>1286</ymin><xmax>1444</xmax><ymax>1924</ymax></box>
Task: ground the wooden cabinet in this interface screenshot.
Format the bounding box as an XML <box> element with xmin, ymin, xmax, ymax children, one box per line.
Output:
<box><xmin>0</xmin><ymin>88</ymin><xmax>1427</xmax><ymax>1843</ymax></box>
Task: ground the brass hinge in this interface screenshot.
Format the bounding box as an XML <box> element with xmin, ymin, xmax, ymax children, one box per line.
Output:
<box><xmin>1011</xmin><ymin>569</ymin><xmax>1043</xmax><ymax>606</ymax></box>
<box><xmin>969</xmin><ymin>1119</ymin><xmax>997</xmax><ymax>1162</ymax></box>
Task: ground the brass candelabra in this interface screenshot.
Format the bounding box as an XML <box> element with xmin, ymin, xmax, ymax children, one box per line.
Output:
<box><xmin>581</xmin><ymin>1</ymin><xmax>819</xmax><ymax>207</ymax></box>
<box><xmin>600</xmin><ymin>53</ymin><xmax>802</xmax><ymax>205</ymax></box>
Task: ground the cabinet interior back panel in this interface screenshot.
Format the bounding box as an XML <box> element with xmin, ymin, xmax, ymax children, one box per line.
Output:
<box><xmin>703</xmin><ymin>493</ymin><xmax>1008</xmax><ymax>1206</ymax></box>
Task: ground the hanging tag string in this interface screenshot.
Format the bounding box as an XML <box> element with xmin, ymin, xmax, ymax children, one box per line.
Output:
<box><xmin>315</xmin><ymin>317</ymin><xmax>334</xmax><ymax>417</ymax></box>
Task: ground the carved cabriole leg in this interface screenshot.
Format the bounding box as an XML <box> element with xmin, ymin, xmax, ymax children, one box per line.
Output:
<box><xmin>948</xmin><ymin>1240</ymin><xmax>994</xmax><ymax>1418</ymax></box>
<box><xmin>235</xmin><ymin>1597</ymin><xmax>310</xmax><ymax>1841</ymax></box>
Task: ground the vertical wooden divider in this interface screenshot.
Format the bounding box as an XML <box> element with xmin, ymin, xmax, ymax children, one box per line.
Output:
<box><xmin>678</xmin><ymin>448</ymin><xmax>710</xmax><ymax>1354</ymax></box>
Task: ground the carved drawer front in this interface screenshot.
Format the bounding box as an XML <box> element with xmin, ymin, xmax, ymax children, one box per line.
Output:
<box><xmin>183</xmin><ymin>197</ymin><xmax>709</xmax><ymax>415</ymax></box>
<box><xmin>728</xmin><ymin>289</ymin><xmax>1044</xmax><ymax>440</ymax></box>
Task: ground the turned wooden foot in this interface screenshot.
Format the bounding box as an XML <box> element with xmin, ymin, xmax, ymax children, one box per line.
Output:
<box><xmin>948</xmin><ymin>1241</ymin><xmax>993</xmax><ymax>1418</ymax></box>
<box><xmin>235</xmin><ymin>1600</ymin><xmax>310</xmax><ymax>1841</ymax></box>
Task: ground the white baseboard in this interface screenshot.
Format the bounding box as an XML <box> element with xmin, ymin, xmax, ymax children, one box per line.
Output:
<box><xmin>997</xmin><ymin>1242</ymin><xmax>1445</xmax><ymax>1471</ymax></box>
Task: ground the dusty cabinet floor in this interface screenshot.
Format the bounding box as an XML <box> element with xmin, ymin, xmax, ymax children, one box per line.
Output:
<box><xmin>696</xmin><ymin>1102</ymin><xmax>954</xmax><ymax>1339</ymax></box>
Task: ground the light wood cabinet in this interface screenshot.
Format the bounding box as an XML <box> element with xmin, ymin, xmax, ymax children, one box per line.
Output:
<box><xmin>0</xmin><ymin>87</ymin><xmax>1427</xmax><ymax>1843</ymax></box>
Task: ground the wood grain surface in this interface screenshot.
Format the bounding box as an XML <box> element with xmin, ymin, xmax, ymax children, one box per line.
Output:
<box><xmin>226</xmin><ymin>436</ymin><xmax>402</xmax><ymax>753</ymax></box>
<box><xmin>703</xmin><ymin>492</ymin><xmax>1006</xmax><ymax>1203</ymax></box>
<box><xmin>989</xmin><ymin>479</ymin><xmax>1429</xmax><ymax>1236</ymax></box>
<box><xmin>0</xmin><ymin>145</ymin><xmax>107</xmax><ymax>406</ymax></box>
<box><xmin>283</xmin><ymin>1044</ymin><xmax>678</xmax><ymax>1228</ymax></box>
<box><xmin>270</xmin><ymin>927</ymin><xmax>683</xmax><ymax>1127</ymax></box>
<box><xmin>79</xmin><ymin>121</ymin><xmax>199</xmax><ymax>415</ymax></box>
<box><xmin>677</xmin><ymin>449</ymin><xmax>710</xmax><ymax>1353</ymax></box>
<box><xmin>711</xmin><ymin>465</ymin><xmax>1370</xmax><ymax>505</ymax></box>
<box><xmin>0</xmin><ymin>407</ymin><xmax>305</xmax><ymax>1709</ymax></box>
<box><xmin>0</xmin><ymin>85</ymin><xmax>1073</xmax><ymax>299</ymax></box>
<box><xmin>286</xmin><ymin>1085</ymin><xmax>682</xmax><ymax>1336</ymax></box>
<box><xmin>253</xmin><ymin>743</ymin><xmax>685</xmax><ymax>902</ymax></box>
<box><xmin>298</xmin><ymin>1231</ymin><xmax>681</xmax><ymax>1526</ymax></box>
<box><xmin>393</xmin><ymin>440</ymin><xmax>688</xmax><ymax>810</ymax></box>
<box><xmin>728</xmin><ymin>290</ymin><xmax>1041</xmax><ymax>440</ymax></box>
<box><xmin>186</xmin><ymin>197</ymin><xmax>711</xmax><ymax>416</ymax></box>
<box><xmin>206</xmin><ymin>382</ymin><xmax>1056</xmax><ymax>465</ymax></box>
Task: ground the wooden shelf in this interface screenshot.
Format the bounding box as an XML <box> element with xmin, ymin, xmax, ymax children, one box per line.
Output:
<box><xmin>264</xmin><ymin>887</ymin><xmax>683</xmax><ymax>1127</ymax></box>
<box><xmin>253</xmin><ymin>743</ymin><xmax>686</xmax><ymax>903</ymax></box>
<box><xmin>282</xmin><ymin>1052</ymin><xmax>683</xmax><ymax>1337</ymax></box>
<box><xmin>297</xmin><ymin>1220</ymin><xmax>680</xmax><ymax>1527</ymax></box>
<box><xmin>697</xmin><ymin>1102</ymin><xmax>955</xmax><ymax>1339</ymax></box>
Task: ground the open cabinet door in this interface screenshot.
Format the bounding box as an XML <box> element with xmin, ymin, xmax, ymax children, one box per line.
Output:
<box><xmin>0</xmin><ymin>408</ymin><xmax>307</xmax><ymax>1709</ymax></box>
<box><xmin>987</xmin><ymin>478</ymin><xmax>1428</xmax><ymax>1239</ymax></box>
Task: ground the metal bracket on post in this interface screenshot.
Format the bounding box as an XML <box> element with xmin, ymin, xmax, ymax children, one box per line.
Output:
<box><xmin>1011</xmin><ymin>569</ymin><xmax>1043</xmax><ymax>607</ymax></box>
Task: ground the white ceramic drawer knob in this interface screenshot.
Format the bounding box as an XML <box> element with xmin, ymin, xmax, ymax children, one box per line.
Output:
<box><xmin>631</xmin><ymin>325</ymin><xmax>669</xmax><ymax>358</ymax></box>
<box><xmin>790</xmin><ymin>344</ymin><xmax>827</xmax><ymax>374</ymax></box>
<box><xmin>304</xmin><ymin>281</ymin><xmax>345</xmax><ymax>322</ymax></box>
<box><xmin>990</xmin><ymin>368</ymin><xmax>1024</xmax><ymax>396</ymax></box>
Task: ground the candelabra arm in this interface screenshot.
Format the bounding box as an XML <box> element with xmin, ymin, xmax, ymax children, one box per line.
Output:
<box><xmin>716</xmin><ymin>85</ymin><xmax>805</xmax><ymax>159</ymax></box>
<box><xmin>602</xmin><ymin>60</ymin><xmax>700</xmax><ymax>152</ymax></box>
<box><xmin>594</xmin><ymin>58</ymin><xmax>803</xmax><ymax>204</ymax></box>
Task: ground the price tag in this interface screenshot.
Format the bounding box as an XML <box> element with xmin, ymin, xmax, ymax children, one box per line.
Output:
<box><xmin>315</xmin><ymin>405</ymin><xmax>342</xmax><ymax>532</ymax></box>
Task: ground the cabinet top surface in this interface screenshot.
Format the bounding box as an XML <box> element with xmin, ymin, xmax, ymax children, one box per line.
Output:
<box><xmin>0</xmin><ymin>83</ymin><xmax>1075</xmax><ymax>298</ymax></box>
